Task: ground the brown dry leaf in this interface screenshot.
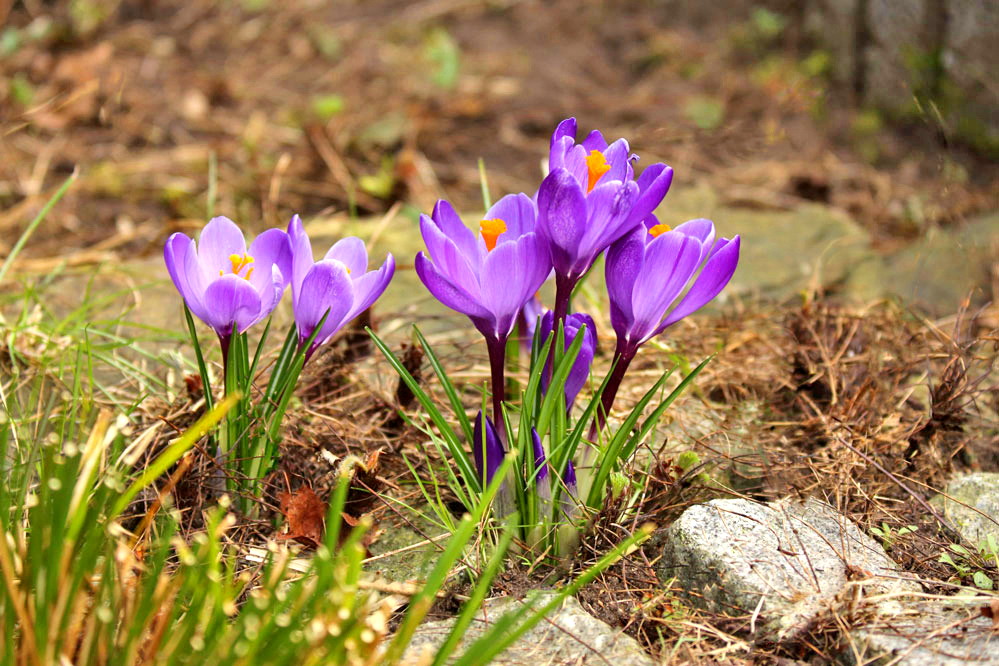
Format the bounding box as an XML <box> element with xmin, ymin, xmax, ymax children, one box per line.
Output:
<box><xmin>277</xmin><ymin>486</ymin><xmax>327</xmax><ymax>548</ymax></box>
<box><xmin>981</xmin><ymin>599</ymin><xmax>999</xmax><ymax>631</ymax></box>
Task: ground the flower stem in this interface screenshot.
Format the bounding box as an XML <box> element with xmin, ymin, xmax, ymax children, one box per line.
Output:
<box><xmin>552</xmin><ymin>274</ymin><xmax>574</xmax><ymax>333</ymax></box>
<box><xmin>486</xmin><ymin>335</ymin><xmax>507</xmax><ymax>433</ymax></box>
<box><xmin>218</xmin><ymin>331</ymin><xmax>231</xmax><ymax>384</ymax></box>
<box><xmin>594</xmin><ymin>342</ymin><xmax>637</xmax><ymax>434</ymax></box>
<box><xmin>546</xmin><ymin>274</ymin><xmax>576</xmax><ymax>385</ymax></box>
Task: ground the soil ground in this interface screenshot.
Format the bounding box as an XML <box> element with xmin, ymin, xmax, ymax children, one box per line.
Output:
<box><xmin>2</xmin><ymin>1</ymin><xmax>998</xmax><ymax>663</ymax></box>
<box><xmin>2</xmin><ymin>0</ymin><xmax>997</xmax><ymax>261</ymax></box>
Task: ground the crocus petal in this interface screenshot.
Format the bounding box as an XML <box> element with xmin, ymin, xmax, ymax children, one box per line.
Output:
<box><xmin>549</xmin><ymin>135</ymin><xmax>576</xmax><ymax>176</ymax></box>
<box><xmin>164</xmin><ymin>233</ymin><xmax>209</xmax><ymax>321</ymax></box>
<box><xmin>288</xmin><ymin>214</ymin><xmax>314</xmax><ymax>296</ymax></box>
<box><xmin>247</xmin><ymin>227</ymin><xmax>292</xmax><ymax>296</ymax></box>
<box><xmin>629</xmin><ymin>232</ymin><xmax>702</xmax><ymax>342</ymax></box>
<box><xmin>563</xmin><ymin>459</ymin><xmax>577</xmax><ymax>495</ymax></box>
<box><xmin>295</xmin><ymin>260</ymin><xmax>354</xmax><ymax>346</ymax></box>
<box><xmin>202</xmin><ymin>274</ymin><xmax>263</xmax><ymax>335</ymax></box>
<box><xmin>323</xmin><ymin>236</ymin><xmax>368</xmax><ymax>275</ymax></box>
<box><xmin>531</xmin><ymin>428</ymin><xmax>548</xmax><ymax>482</ymax></box>
<box><xmin>480</xmin><ymin>240</ymin><xmax>523</xmax><ymax>338</ymax></box>
<box><xmin>538</xmin><ymin>311</ymin><xmax>596</xmax><ymax>409</ymax></box>
<box><xmin>627</xmin><ymin>163</ymin><xmax>673</xmax><ymax>226</ymax></box>
<box><xmin>346</xmin><ymin>253</ymin><xmax>395</xmax><ymax>321</ymax></box>
<box><xmin>564</xmin><ymin>313</ymin><xmax>596</xmax><ymax>407</ymax></box>
<box><xmin>601</xmin><ymin>138</ymin><xmax>631</xmax><ymax>183</ymax></box>
<box><xmin>578</xmin><ymin>179</ymin><xmax>640</xmax><ymax>262</ymax></box>
<box><xmin>605</xmin><ymin>228</ymin><xmax>644</xmax><ymax>341</ymax></box>
<box><xmin>472</xmin><ymin>411</ymin><xmax>504</xmax><ymax>485</ymax></box>
<box><xmin>537</xmin><ymin>169</ymin><xmax>587</xmax><ymax>276</ymax></box>
<box><xmin>485</xmin><ymin>193</ymin><xmax>536</xmax><ymax>240</ymax></box>
<box><xmin>431</xmin><ymin>199</ymin><xmax>481</xmax><ymax>268</ymax></box>
<box><xmin>561</xmin><ymin>143</ymin><xmax>590</xmax><ymax>189</ymax></box>
<box><xmin>550</xmin><ymin>117</ymin><xmax>577</xmax><ymax>152</ymax></box>
<box><xmin>415</xmin><ymin>252</ymin><xmax>492</xmax><ymax>321</ymax></box>
<box><xmin>580</xmin><ymin>129</ymin><xmax>608</xmax><ymax>153</ymax></box>
<box><xmin>673</xmin><ymin>218</ymin><xmax>715</xmax><ymax>245</ymax></box>
<box><xmin>519</xmin><ymin>234</ymin><xmax>553</xmax><ymax>307</ymax></box>
<box><xmin>198</xmin><ymin>217</ymin><xmax>247</xmax><ymax>275</ymax></box>
<box><xmin>656</xmin><ymin>235</ymin><xmax>741</xmax><ymax>334</ymax></box>
<box><xmin>419</xmin><ymin>214</ymin><xmax>481</xmax><ymax>299</ymax></box>
<box><xmin>673</xmin><ymin>218</ymin><xmax>716</xmax><ymax>265</ymax></box>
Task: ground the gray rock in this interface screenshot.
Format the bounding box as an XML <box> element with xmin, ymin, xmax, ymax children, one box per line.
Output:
<box><xmin>941</xmin><ymin>473</ymin><xmax>999</xmax><ymax>546</ymax></box>
<box><xmin>656</xmin><ymin>400</ymin><xmax>768</xmax><ymax>491</ymax></box>
<box><xmin>402</xmin><ymin>592</ymin><xmax>654</xmax><ymax>666</ymax></box>
<box><xmin>657</xmin><ymin>498</ymin><xmax>918</xmax><ymax>640</ymax></box>
<box><xmin>364</xmin><ymin>516</ymin><xmax>449</xmax><ymax>584</ymax></box>
<box><xmin>709</xmin><ymin>202</ymin><xmax>885</xmax><ymax>303</ymax></box>
<box><xmin>847</xmin><ymin>598</ymin><xmax>999</xmax><ymax>665</ymax></box>
<box><xmin>885</xmin><ymin>212</ymin><xmax>999</xmax><ymax>314</ymax></box>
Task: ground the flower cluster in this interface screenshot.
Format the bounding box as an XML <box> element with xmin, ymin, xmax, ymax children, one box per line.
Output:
<box><xmin>166</xmin><ymin>215</ymin><xmax>394</xmax><ymax>357</ymax></box>
<box><xmin>410</xmin><ymin>117</ymin><xmax>740</xmax><ymax>552</ymax></box>
<box><xmin>164</xmin><ymin>215</ymin><xmax>394</xmax><ymax>509</ymax></box>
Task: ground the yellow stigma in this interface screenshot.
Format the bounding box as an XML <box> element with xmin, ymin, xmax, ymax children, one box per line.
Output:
<box><xmin>227</xmin><ymin>253</ymin><xmax>255</xmax><ymax>280</ymax></box>
<box><xmin>585</xmin><ymin>150</ymin><xmax>611</xmax><ymax>193</ymax></box>
<box><xmin>648</xmin><ymin>223</ymin><xmax>672</xmax><ymax>238</ymax></box>
<box><xmin>479</xmin><ymin>218</ymin><xmax>507</xmax><ymax>252</ymax></box>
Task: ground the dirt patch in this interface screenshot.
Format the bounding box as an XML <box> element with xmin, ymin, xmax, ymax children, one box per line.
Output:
<box><xmin>2</xmin><ymin>0</ymin><xmax>996</xmax><ymax>266</ymax></box>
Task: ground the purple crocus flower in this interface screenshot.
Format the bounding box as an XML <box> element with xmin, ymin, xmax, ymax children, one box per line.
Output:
<box><xmin>164</xmin><ymin>216</ymin><xmax>291</xmax><ymax>344</ymax></box>
<box><xmin>538</xmin><ymin>310</ymin><xmax>597</xmax><ymax>409</ymax></box>
<box><xmin>415</xmin><ymin>195</ymin><xmax>550</xmax><ymax>342</ymax></box>
<box><xmin>287</xmin><ymin>215</ymin><xmax>395</xmax><ymax>358</ymax></box>
<box><xmin>598</xmin><ymin>218</ymin><xmax>740</xmax><ymax>421</ymax></box>
<box><xmin>416</xmin><ymin>194</ymin><xmax>551</xmax><ymax>425</ymax></box>
<box><xmin>538</xmin><ymin>118</ymin><xmax>674</xmax><ymax>329</ymax></box>
<box><xmin>472</xmin><ymin>410</ymin><xmax>505</xmax><ymax>486</ymax></box>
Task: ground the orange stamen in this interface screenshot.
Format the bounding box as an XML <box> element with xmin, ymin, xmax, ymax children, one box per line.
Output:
<box><xmin>479</xmin><ymin>218</ymin><xmax>507</xmax><ymax>252</ymax></box>
<box><xmin>585</xmin><ymin>150</ymin><xmax>611</xmax><ymax>193</ymax></box>
<box><xmin>227</xmin><ymin>253</ymin><xmax>255</xmax><ymax>277</ymax></box>
<box><xmin>648</xmin><ymin>223</ymin><xmax>672</xmax><ymax>238</ymax></box>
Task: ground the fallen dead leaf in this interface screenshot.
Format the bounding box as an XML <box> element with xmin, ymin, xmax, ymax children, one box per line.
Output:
<box><xmin>277</xmin><ymin>486</ymin><xmax>327</xmax><ymax>549</ymax></box>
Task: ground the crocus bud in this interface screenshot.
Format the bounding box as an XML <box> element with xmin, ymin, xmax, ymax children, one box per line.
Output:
<box><xmin>472</xmin><ymin>410</ymin><xmax>505</xmax><ymax>486</ymax></box>
<box><xmin>531</xmin><ymin>428</ymin><xmax>552</xmax><ymax>507</ymax></box>
<box><xmin>538</xmin><ymin>310</ymin><xmax>597</xmax><ymax>409</ymax></box>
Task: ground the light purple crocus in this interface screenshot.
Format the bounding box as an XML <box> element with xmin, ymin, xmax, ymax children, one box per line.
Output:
<box><xmin>164</xmin><ymin>216</ymin><xmax>291</xmax><ymax>348</ymax></box>
<box><xmin>416</xmin><ymin>194</ymin><xmax>551</xmax><ymax>425</ymax></box>
<box><xmin>538</xmin><ymin>310</ymin><xmax>597</xmax><ymax>410</ymax></box>
<box><xmin>287</xmin><ymin>215</ymin><xmax>395</xmax><ymax>359</ymax></box>
<box><xmin>538</xmin><ymin>118</ymin><xmax>674</xmax><ymax>330</ymax></box>
<box><xmin>598</xmin><ymin>218</ymin><xmax>740</xmax><ymax>421</ymax></box>
<box><xmin>472</xmin><ymin>410</ymin><xmax>505</xmax><ymax>486</ymax></box>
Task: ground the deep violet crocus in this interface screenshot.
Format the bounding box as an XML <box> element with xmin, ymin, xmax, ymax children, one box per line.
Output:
<box><xmin>415</xmin><ymin>194</ymin><xmax>551</xmax><ymax>425</ymax></box>
<box><xmin>288</xmin><ymin>215</ymin><xmax>395</xmax><ymax>359</ymax></box>
<box><xmin>472</xmin><ymin>410</ymin><xmax>505</xmax><ymax>486</ymax></box>
<box><xmin>164</xmin><ymin>216</ymin><xmax>291</xmax><ymax>351</ymax></box>
<box><xmin>538</xmin><ymin>118</ymin><xmax>674</xmax><ymax>328</ymax></box>
<box><xmin>599</xmin><ymin>218</ymin><xmax>741</xmax><ymax>421</ymax></box>
<box><xmin>538</xmin><ymin>310</ymin><xmax>597</xmax><ymax>410</ymax></box>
